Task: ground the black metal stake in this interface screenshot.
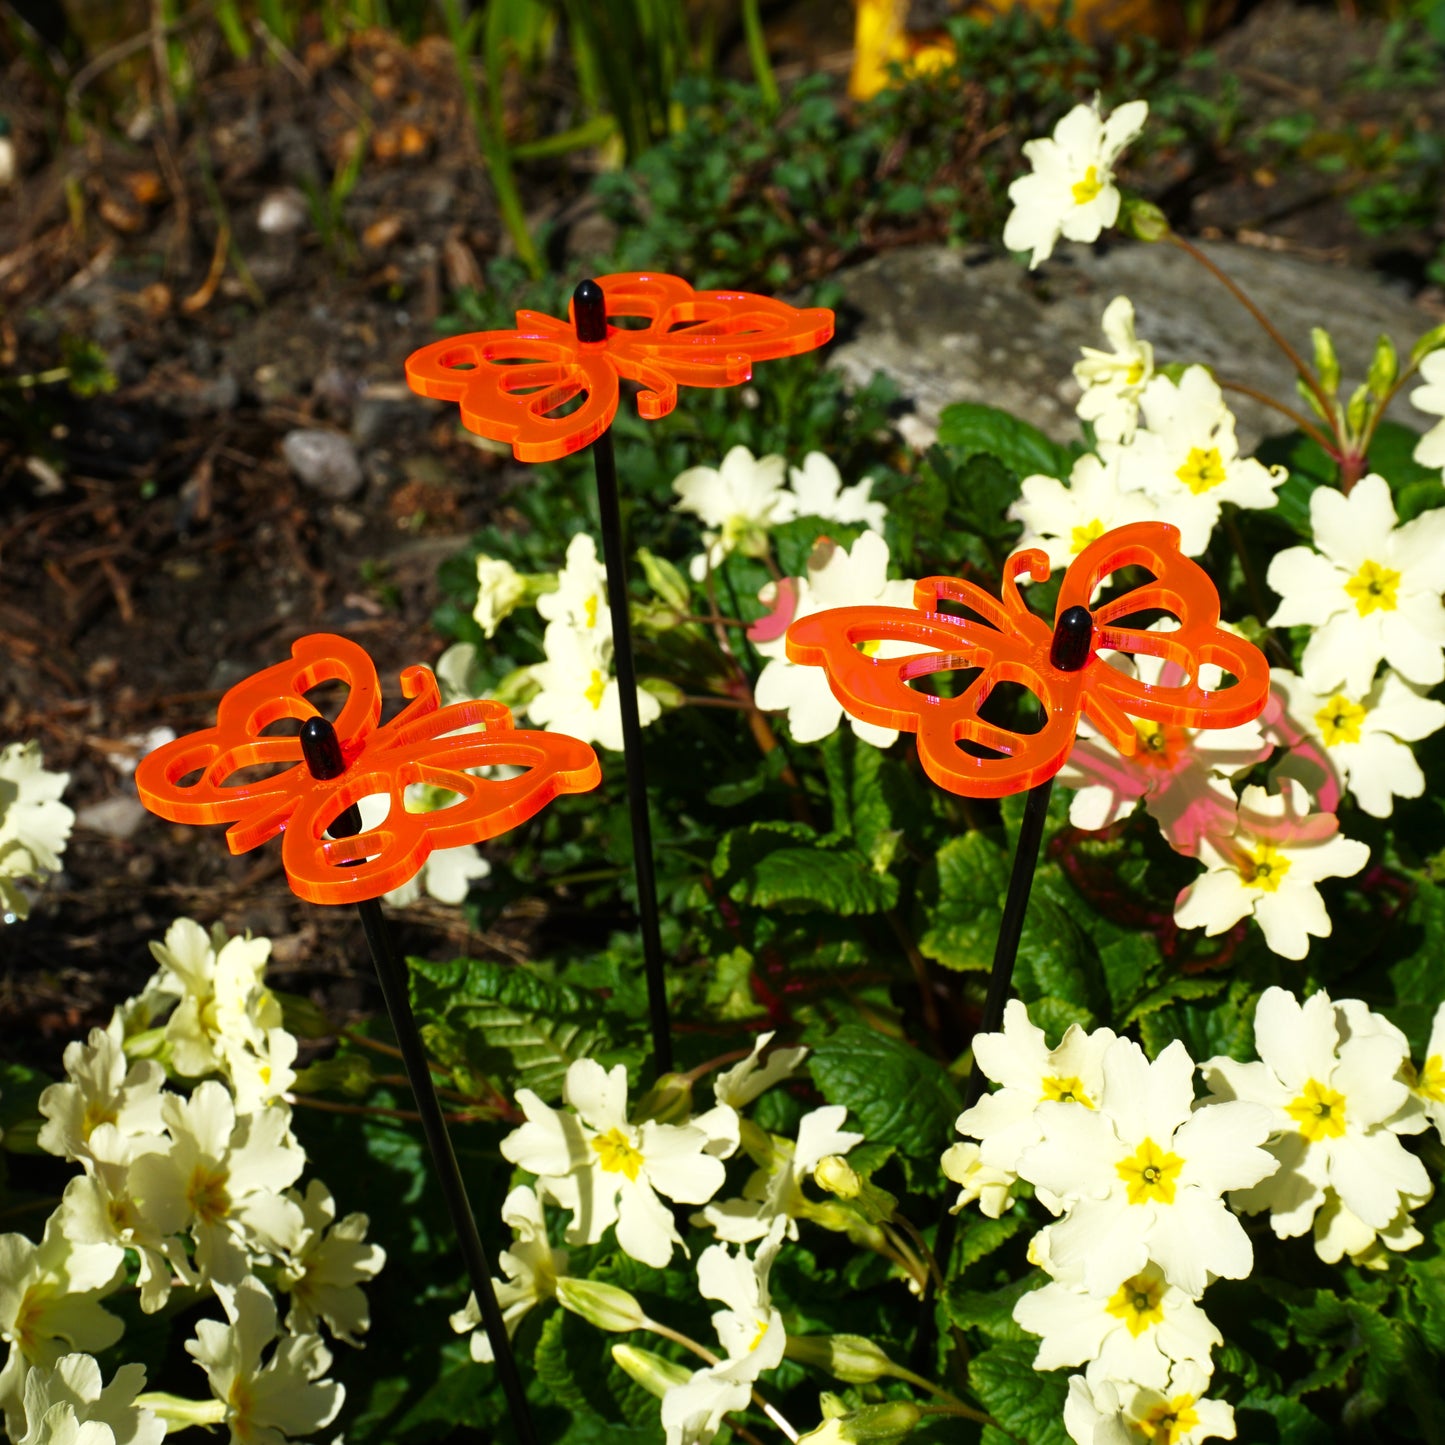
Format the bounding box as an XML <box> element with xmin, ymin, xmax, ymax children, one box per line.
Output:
<box><xmin>299</xmin><ymin>717</ymin><xmax>540</xmax><ymax>1445</ymax></box>
<box><xmin>573</xmin><ymin>277</ymin><xmax>672</xmax><ymax>1076</ymax></box>
<box><xmin>915</xmin><ymin>604</ymin><xmax>1095</xmax><ymax>1365</ymax></box>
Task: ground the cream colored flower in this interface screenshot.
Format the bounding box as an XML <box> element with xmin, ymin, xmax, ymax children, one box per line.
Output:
<box><xmin>37</xmin><ymin>1019</ymin><xmax>166</xmax><ymax>1165</ymax></box>
<box><xmin>1074</xmin><ymin>296</ymin><xmax>1154</xmax><ymax>444</ymax></box>
<box><xmin>1010</xmin><ymin>451</ymin><xmax>1160</xmax><ymax>569</ymax></box>
<box><xmin>1003</xmin><ymin>97</ymin><xmax>1149</xmax><ymax>269</ymax></box>
<box><xmin>277</xmin><ymin>1181</ymin><xmax>385</xmax><ymax>1346</ymax></box>
<box><xmin>536</xmin><ymin>533</ymin><xmax>611</xmax><ymax>644</ymax></box>
<box><xmin>18</xmin><ymin>1354</ymin><xmax>162</xmax><ymax>1445</ymax></box>
<box><xmin>673</xmin><ymin>445</ymin><xmax>796</xmax><ymax>581</ymax></box>
<box><xmin>787</xmin><ymin>452</ymin><xmax>887</xmax><ymax>533</ymax></box>
<box><xmin>0</xmin><ymin>741</ymin><xmax>74</xmax><ymax>920</ymax></box>
<box><xmin>1064</xmin><ymin>1362</ymin><xmax>1235</xmax><ymax>1445</ymax></box>
<box><xmin>1409</xmin><ymin>348</ymin><xmax>1445</xmax><ymax>471</ymax></box>
<box><xmin>473</xmin><ymin>557</ymin><xmax>528</xmax><ymax>639</ymax></box>
<box><xmin>526</xmin><ymin>621</ymin><xmax>661</xmax><ymax>753</ymax></box>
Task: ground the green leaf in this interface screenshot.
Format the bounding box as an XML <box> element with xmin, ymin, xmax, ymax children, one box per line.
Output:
<box><xmin>920</xmin><ymin>832</ymin><xmax>1009</xmax><ymax>972</ymax></box>
<box><xmin>1097</xmin><ymin>933</ymin><xmax>1160</xmax><ymax>1018</ymax></box>
<box><xmin>943</xmin><ymin>1274</ymin><xmax>1044</xmax><ymax>1343</ymax></box>
<box><xmin>937</xmin><ymin>402</ymin><xmax>1073</xmax><ymax>482</ymax></box>
<box><xmin>1123</xmin><ymin>973</ymin><xmax>1228</xmax><ymax>1027</ymax></box>
<box><xmin>715</xmin><ymin>821</ymin><xmax>898</xmax><ymax>916</ymax></box>
<box><xmin>968</xmin><ymin>1342</ymin><xmax>1070</xmax><ymax>1445</ymax></box>
<box><xmin>1234</xmin><ymin>1390</ymin><xmax>1333</xmax><ymax>1445</ymax></box>
<box><xmin>809</xmin><ymin>1024</ymin><xmax>961</xmax><ymax>1184</ymax></box>
<box><xmin>1137</xmin><ymin>977</ymin><xmax>1260</xmax><ymax>1063</ymax></box>
<box><xmin>408</xmin><ymin>956</ymin><xmax>609</xmax><ymax>1102</ymax></box>
<box><xmin>953</xmin><ymin>1208</ymin><xmax>1029</xmax><ymax>1274</ymax></box>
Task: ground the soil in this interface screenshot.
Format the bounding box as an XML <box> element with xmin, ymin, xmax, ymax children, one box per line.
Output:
<box><xmin>1</xmin><ymin>0</ymin><xmax>1441</xmax><ymax>1069</ymax></box>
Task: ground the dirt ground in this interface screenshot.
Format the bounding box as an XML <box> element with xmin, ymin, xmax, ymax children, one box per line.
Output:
<box><xmin>1</xmin><ymin>0</ymin><xmax>1440</xmax><ymax>1068</ymax></box>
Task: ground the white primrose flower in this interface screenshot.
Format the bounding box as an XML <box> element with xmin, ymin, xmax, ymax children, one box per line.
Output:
<box><xmin>0</xmin><ymin>1220</ymin><xmax>124</xmax><ymax>1440</ymax></box>
<box><xmin>500</xmin><ymin>1059</ymin><xmax>726</xmax><ymax>1269</ymax></box>
<box><xmin>1064</xmin><ymin>1361</ymin><xmax>1235</xmax><ymax>1445</ymax></box>
<box><xmin>18</xmin><ymin>1354</ymin><xmax>163</xmax><ymax>1445</ymax></box>
<box><xmin>186</xmin><ymin>1276</ymin><xmax>343</xmax><ymax>1445</ymax></box>
<box><xmin>712</xmin><ymin>1032</ymin><xmax>809</xmax><ymax>1110</ymax></box>
<box><xmin>1266</xmin><ymin>473</ymin><xmax>1445</xmax><ymax>696</ymax></box>
<box><xmin>223</xmin><ymin>1028</ymin><xmax>299</xmax><ymax>1118</ymax></box>
<box><xmin>1311</xmin><ymin>1188</ymin><xmax>1429</xmax><ymax>1269</ymax></box>
<box><xmin>449</xmin><ymin>1185</ymin><xmax>563</xmax><ymax>1363</ymax></box>
<box><xmin>1009</xmin><ymin>451</ymin><xmax>1160</xmax><ymax>570</ymax></box>
<box><xmin>37</xmin><ymin>1018</ymin><xmax>166</xmax><ymax>1165</ymax></box>
<box><xmin>1074</xmin><ymin>296</ymin><xmax>1155</xmax><ymax>444</ymax></box>
<box><xmin>127</xmin><ymin>1081</ymin><xmax>305</xmax><ymax>1288</ymax></box>
<box><xmin>1203</xmin><ymin>988</ymin><xmax>1431</xmax><ymax>1257</ymax></box>
<box><xmin>473</xmin><ymin>556</ymin><xmax>529</xmax><ymax>639</ymax></box>
<box><xmin>145</xmin><ymin>918</ymin><xmax>280</xmax><ymax>1078</ymax></box>
<box><xmin>1111</xmin><ymin>367</ymin><xmax>1285</xmax><ymax>555</ymax></box>
<box><xmin>1411</xmin><ymin>1002</ymin><xmax>1445</xmax><ymax>1145</ymax></box>
<box><xmin>56</xmin><ymin>1124</ymin><xmax>192</xmax><ymax>1314</ymax></box>
<box><xmin>277</xmin><ymin>1180</ymin><xmax>385</xmax><ymax>1346</ymax></box>
<box><xmin>660</xmin><ymin>1223</ymin><xmax>788</xmax><ymax>1445</ymax></box>
<box><xmin>753</xmin><ymin>532</ymin><xmax>918</xmax><ymax>748</ymax></box>
<box><xmin>537</xmin><ymin>532</ymin><xmax>612</xmax><ymax>643</ymax></box>
<box><xmin>0</xmin><ymin>741</ymin><xmax>75</xmax><ymax>921</ymax></box>
<box><xmin>787</xmin><ymin>452</ymin><xmax>887</xmax><ymax>533</ymax></box>
<box><xmin>1058</xmin><ymin>641</ymin><xmax>1272</xmax><ymax>857</ymax></box>
<box><xmin>526</xmin><ymin>621</ymin><xmax>661</xmax><ymax>754</ymax></box>
<box><xmin>1269</xmin><ymin>668</ymin><xmax>1445</xmax><ymax>819</ymax></box>
<box><xmin>1409</xmin><ymin>348</ymin><xmax>1445</xmax><ymax>471</ymax></box>
<box><xmin>948</xmin><ymin>1000</ymin><xmax>1116</xmax><ymax>1218</ymax></box>
<box><xmin>940</xmin><ymin>1142</ymin><xmax>1018</xmax><ymax>1219</ymax></box>
<box><xmin>355</xmin><ymin>787</ymin><xmax>491</xmax><ymax>908</ymax></box>
<box><xmin>699</xmin><ymin>1105</ymin><xmax>864</xmax><ymax>1245</ymax></box>
<box><xmin>1003</xmin><ymin>96</ymin><xmax>1149</xmax><ymax>270</ymax></box>
<box><xmin>1172</xmin><ymin>780</ymin><xmax>1369</xmax><ymax>961</ymax></box>
<box><xmin>1014</xmin><ymin>1261</ymin><xmax>1221</xmax><ymax>1392</ymax></box>
<box><xmin>673</xmin><ymin>445</ymin><xmax>796</xmax><ymax>581</ymax></box>
<box><xmin>1016</xmin><ymin>1037</ymin><xmax>1275</xmax><ymax>1298</ymax></box>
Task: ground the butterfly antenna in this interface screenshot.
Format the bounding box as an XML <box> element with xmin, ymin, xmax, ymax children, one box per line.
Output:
<box><xmin>299</xmin><ymin>715</ymin><xmax>542</xmax><ymax>1445</ymax></box>
<box><xmin>573</xmin><ymin>276</ymin><xmax>675</xmax><ymax>1079</ymax></box>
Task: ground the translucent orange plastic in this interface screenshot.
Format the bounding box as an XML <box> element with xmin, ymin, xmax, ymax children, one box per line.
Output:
<box><xmin>404</xmin><ymin>272</ymin><xmax>835</xmax><ymax>462</ymax></box>
<box><xmin>134</xmin><ymin>634</ymin><xmax>602</xmax><ymax>905</ymax></box>
<box><xmin>785</xmin><ymin>521</ymin><xmax>1270</xmax><ymax>799</ymax></box>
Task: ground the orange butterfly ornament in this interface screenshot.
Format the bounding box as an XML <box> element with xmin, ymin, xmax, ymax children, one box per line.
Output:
<box><xmin>134</xmin><ymin>634</ymin><xmax>601</xmax><ymax>904</ymax></box>
<box><xmin>784</xmin><ymin>521</ymin><xmax>1270</xmax><ymax>798</ymax></box>
<box><xmin>404</xmin><ymin>271</ymin><xmax>835</xmax><ymax>462</ymax></box>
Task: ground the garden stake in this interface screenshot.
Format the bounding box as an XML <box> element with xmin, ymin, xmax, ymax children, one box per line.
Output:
<box><xmin>298</xmin><ymin>715</ymin><xmax>540</xmax><ymax>1445</ymax></box>
<box><xmin>572</xmin><ymin>276</ymin><xmax>673</xmax><ymax>1075</ymax></box>
<box><xmin>132</xmin><ymin>633</ymin><xmax>603</xmax><ymax>1444</ymax></box>
<box><xmin>403</xmin><ymin>270</ymin><xmax>834</xmax><ymax>1078</ymax></box>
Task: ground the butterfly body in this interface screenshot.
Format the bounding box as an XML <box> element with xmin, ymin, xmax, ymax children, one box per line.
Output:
<box><xmin>405</xmin><ymin>272</ymin><xmax>835</xmax><ymax>462</ymax></box>
<box><xmin>135</xmin><ymin>634</ymin><xmax>602</xmax><ymax>904</ymax></box>
<box><xmin>785</xmin><ymin>522</ymin><xmax>1270</xmax><ymax>799</ymax></box>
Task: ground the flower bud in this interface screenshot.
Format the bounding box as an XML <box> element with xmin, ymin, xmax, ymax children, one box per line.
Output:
<box><xmin>800</xmin><ymin>1402</ymin><xmax>924</xmax><ymax>1443</ymax></box>
<box><xmin>473</xmin><ymin>557</ymin><xmax>529</xmax><ymax>639</ymax></box>
<box><xmin>632</xmin><ymin>1072</ymin><xmax>694</xmax><ymax>1125</ymax></box>
<box><xmin>1311</xmin><ymin>326</ymin><xmax>1340</xmax><ymax>397</ymax></box>
<box><xmin>1366</xmin><ymin>332</ymin><xmax>1398</xmax><ymax>398</ymax></box>
<box><xmin>555</xmin><ymin>1278</ymin><xmax>645</xmax><ymax>1333</ymax></box>
<box><xmin>610</xmin><ymin>1344</ymin><xmax>692</xmax><ymax>1399</ymax></box>
<box><xmin>1410</xmin><ymin>321</ymin><xmax>1445</xmax><ymax>367</ymax></box>
<box><xmin>1118</xmin><ymin>196</ymin><xmax>1169</xmax><ymax>243</ymax></box>
<box><xmin>814</xmin><ymin>1155</ymin><xmax>861</xmax><ymax>1199</ymax></box>
<box><xmin>786</xmin><ymin>1332</ymin><xmax>896</xmax><ymax>1383</ymax></box>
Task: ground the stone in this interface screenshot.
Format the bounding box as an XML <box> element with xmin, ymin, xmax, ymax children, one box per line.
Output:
<box><xmin>827</xmin><ymin>240</ymin><xmax>1436</xmax><ymax>457</ymax></box>
<box><xmin>282</xmin><ymin>428</ymin><xmax>365</xmax><ymax>500</ymax></box>
<box><xmin>77</xmin><ymin>794</ymin><xmax>148</xmax><ymax>841</ymax></box>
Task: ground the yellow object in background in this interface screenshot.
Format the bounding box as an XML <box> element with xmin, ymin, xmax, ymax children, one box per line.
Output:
<box><xmin>849</xmin><ymin>0</ymin><xmax>955</xmax><ymax>100</ymax></box>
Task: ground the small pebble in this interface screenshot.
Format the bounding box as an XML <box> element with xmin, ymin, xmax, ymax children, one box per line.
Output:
<box><xmin>77</xmin><ymin>795</ymin><xmax>149</xmax><ymax>841</ymax></box>
<box><xmin>282</xmin><ymin>429</ymin><xmax>364</xmax><ymax>501</ymax></box>
<box><xmin>257</xmin><ymin>188</ymin><xmax>308</xmax><ymax>235</ymax></box>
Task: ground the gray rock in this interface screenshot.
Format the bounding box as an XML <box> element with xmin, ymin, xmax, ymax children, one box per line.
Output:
<box><xmin>282</xmin><ymin>428</ymin><xmax>364</xmax><ymax>500</ymax></box>
<box><xmin>77</xmin><ymin>794</ymin><xmax>148</xmax><ymax>841</ymax></box>
<box><xmin>828</xmin><ymin>241</ymin><xmax>1436</xmax><ymax>457</ymax></box>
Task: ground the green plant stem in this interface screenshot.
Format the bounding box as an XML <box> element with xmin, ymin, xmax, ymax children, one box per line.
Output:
<box><xmin>889</xmin><ymin>1369</ymin><xmax>993</xmax><ymax>1426</ymax></box>
<box><xmin>684</xmin><ymin>693</ymin><xmax>752</xmax><ymax>709</ymax></box>
<box><xmin>440</xmin><ymin>0</ymin><xmax>541</xmax><ymax>280</ymax></box>
<box><xmin>289</xmin><ymin>1094</ymin><xmax>497</xmax><ymax>1126</ymax></box>
<box><xmin>740</xmin><ymin>0</ymin><xmax>780</xmax><ymax>113</ymax></box>
<box><xmin>643</xmin><ymin>1320</ymin><xmax>800</xmax><ymax>1440</ymax></box>
<box><xmin>1167</xmin><ymin>232</ymin><xmax>1336</xmax><ymax>429</ymax></box>
<box><xmin>0</xmin><ymin>366</ymin><xmax>70</xmax><ymax>389</ymax></box>
<box><xmin>919</xmin><ymin>1400</ymin><xmax>1006</xmax><ymax>1430</ymax></box>
<box><xmin>1218</xmin><ymin>379</ymin><xmax>1336</xmax><ymax>457</ymax></box>
<box><xmin>890</xmin><ymin>1210</ymin><xmax>945</xmax><ymax>1295</ymax></box>
<box><xmin>1222</xmin><ymin>509</ymin><xmax>1291</xmax><ymax>665</ymax></box>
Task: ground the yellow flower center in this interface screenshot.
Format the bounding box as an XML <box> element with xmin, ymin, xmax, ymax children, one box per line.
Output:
<box><xmin>584</xmin><ymin>669</ymin><xmax>607</xmax><ymax>710</ymax></box>
<box><xmin>1132</xmin><ymin>718</ymin><xmax>1185</xmax><ymax>770</ymax></box>
<box><xmin>1125</xmin><ymin>360</ymin><xmax>1146</xmax><ymax>386</ymax></box>
<box><xmin>748</xmin><ymin>1317</ymin><xmax>771</xmax><ymax>1353</ymax></box>
<box><xmin>860</xmin><ymin>638</ymin><xmax>883</xmax><ymax>657</ymax></box>
<box><xmin>1072</xmin><ymin>165</ymin><xmax>1104</xmax><ymax>205</ymax></box>
<box><xmin>13</xmin><ymin>1289</ymin><xmax>45</xmax><ymax>1355</ymax></box>
<box><xmin>1285</xmin><ymin>1078</ymin><xmax>1347</xmax><ymax>1142</ymax></box>
<box><xmin>1040</xmin><ymin>1074</ymin><xmax>1095</xmax><ymax>1108</ymax></box>
<box><xmin>1314</xmin><ymin>693</ymin><xmax>1366</xmax><ymax>747</ymax></box>
<box><xmin>1134</xmin><ymin>1394</ymin><xmax>1202</xmax><ymax>1444</ymax></box>
<box><xmin>584</xmin><ymin>594</ymin><xmax>600</xmax><ymax>630</ymax></box>
<box><xmin>1419</xmin><ymin>1054</ymin><xmax>1445</xmax><ymax>1104</ymax></box>
<box><xmin>1175</xmin><ymin>446</ymin><xmax>1228</xmax><ymax>494</ymax></box>
<box><xmin>81</xmin><ymin>1098</ymin><xmax>118</xmax><ymax>1141</ymax></box>
<box><xmin>258</xmin><ymin>1064</ymin><xmax>272</xmax><ymax>1086</ymax></box>
<box><xmin>187</xmin><ymin>1164</ymin><xmax>231</xmax><ymax>1225</ymax></box>
<box><xmin>1238</xmin><ymin>841</ymin><xmax>1291</xmax><ymax>893</ymax></box>
<box><xmin>1106</xmin><ymin>1271</ymin><xmax>1167</xmax><ymax>1337</ymax></box>
<box><xmin>1116</xmin><ymin>1137</ymin><xmax>1184</xmax><ymax>1206</ymax></box>
<box><xmin>1344</xmin><ymin>558</ymin><xmax>1401</xmax><ymax>616</ymax></box>
<box><xmin>592</xmin><ymin>1127</ymin><xmax>644</xmax><ymax>1182</ymax></box>
<box><xmin>1071</xmin><ymin>518</ymin><xmax>1106</xmax><ymax>555</ymax></box>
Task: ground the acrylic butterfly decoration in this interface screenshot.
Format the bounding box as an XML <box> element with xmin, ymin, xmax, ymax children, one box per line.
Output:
<box><xmin>404</xmin><ymin>271</ymin><xmax>835</xmax><ymax>462</ymax></box>
<box><xmin>785</xmin><ymin>521</ymin><xmax>1270</xmax><ymax>799</ymax></box>
<box><xmin>134</xmin><ymin>634</ymin><xmax>602</xmax><ymax>904</ymax></box>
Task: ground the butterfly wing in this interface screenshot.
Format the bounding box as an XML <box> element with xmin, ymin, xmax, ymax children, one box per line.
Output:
<box><xmin>579</xmin><ymin>273</ymin><xmax>835</xmax><ymax>421</ymax></box>
<box><xmin>279</xmin><ymin>673</ymin><xmax>603</xmax><ymax>904</ymax></box>
<box><xmin>134</xmin><ymin>634</ymin><xmax>382</xmax><ymax>850</ymax></box>
<box><xmin>785</xmin><ymin>554</ymin><xmax>1087</xmax><ymax>797</ymax></box>
<box><xmin>1057</xmin><ymin>522</ymin><xmax>1271</xmax><ymax>753</ymax></box>
<box><xmin>404</xmin><ymin>310</ymin><xmax>619</xmax><ymax>462</ymax></box>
